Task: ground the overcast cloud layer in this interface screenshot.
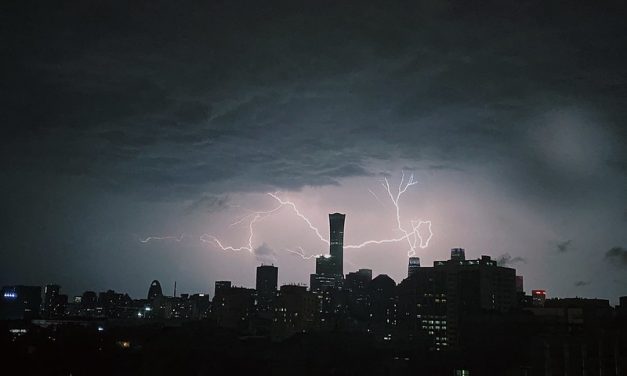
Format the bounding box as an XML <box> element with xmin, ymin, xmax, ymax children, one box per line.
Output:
<box><xmin>1</xmin><ymin>1</ymin><xmax>626</xmax><ymax>300</ymax></box>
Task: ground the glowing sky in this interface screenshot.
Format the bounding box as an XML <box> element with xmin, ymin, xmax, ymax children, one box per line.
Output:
<box><xmin>1</xmin><ymin>1</ymin><xmax>626</xmax><ymax>301</ymax></box>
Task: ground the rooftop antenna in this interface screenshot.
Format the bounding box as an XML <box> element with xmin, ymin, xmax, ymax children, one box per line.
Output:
<box><xmin>173</xmin><ymin>281</ymin><xmax>177</xmax><ymax>297</ymax></box>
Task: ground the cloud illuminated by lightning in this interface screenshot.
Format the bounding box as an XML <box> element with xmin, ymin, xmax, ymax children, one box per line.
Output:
<box><xmin>140</xmin><ymin>172</ymin><xmax>434</xmax><ymax>258</ymax></box>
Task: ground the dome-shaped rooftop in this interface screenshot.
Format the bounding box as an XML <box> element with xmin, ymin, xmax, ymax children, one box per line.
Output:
<box><xmin>147</xmin><ymin>280</ymin><xmax>163</xmax><ymax>300</ymax></box>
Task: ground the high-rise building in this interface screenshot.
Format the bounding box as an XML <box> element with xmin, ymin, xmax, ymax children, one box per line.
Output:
<box><xmin>81</xmin><ymin>291</ymin><xmax>98</xmax><ymax>307</ymax></box>
<box><xmin>274</xmin><ymin>285</ymin><xmax>317</xmax><ymax>336</ymax></box>
<box><xmin>309</xmin><ymin>271</ymin><xmax>338</xmax><ymax>293</ymax></box>
<box><xmin>515</xmin><ymin>275</ymin><xmax>524</xmax><ymax>293</ymax></box>
<box><xmin>398</xmin><ymin>250</ymin><xmax>517</xmax><ymax>350</ymax></box>
<box><xmin>211</xmin><ymin>287</ymin><xmax>256</xmax><ymax>330</ymax></box>
<box><xmin>256</xmin><ymin>265</ymin><xmax>278</xmax><ymax>312</ymax></box>
<box><xmin>329</xmin><ymin>213</ymin><xmax>345</xmax><ymax>276</ymax></box>
<box><xmin>147</xmin><ymin>280</ymin><xmax>163</xmax><ymax>300</ymax></box>
<box><xmin>408</xmin><ymin>257</ymin><xmax>421</xmax><ymax>278</ymax></box>
<box><xmin>369</xmin><ymin>274</ymin><xmax>398</xmax><ymax>334</ymax></box>
<box><xmin>346</xmin><ymin>269</ymin><xmax>372</xmax><ymax>289</ymax></box>
<box><xmin>214</xmin><ymin>281</ymin><xmax>232</xmax><ymax>298</ymax></box>
<box><xmin>450</xmin><ymin>248</ymin><xmax>466</xmax><ymax>261</ymax></box>
<box><xmin>310</xmin><ymin>214</ymin><xmax>346</xmax><ymax>292</ymax></box>
<box><xmin>345</xmin><ymin>269</ymin><xmax>373</xmax><ymax>322</ymax></box>
<box><xmin>43</xmin><ymin>284</ymin><xmax>60</xmax><ymax>316</ymax></box>
<box><xmin>315</xmin><ymin>255</ymin><xmax>336</xmax><ymax>276</ymax></box>
<box><xmin>532</xmin><ymin>289</ymin><xmax>546</xmax><ymax>307</ymax></box>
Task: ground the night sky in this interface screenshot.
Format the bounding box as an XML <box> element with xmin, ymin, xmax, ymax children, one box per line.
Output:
<box><xmin>2</xmin><ymin>1</ymin><xmax>626</xmax><ymax>301</ymax></box>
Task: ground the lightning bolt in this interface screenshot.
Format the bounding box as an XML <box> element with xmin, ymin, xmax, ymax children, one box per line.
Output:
<box><xmin>381</xmin><ymin>171</ymin><xmax>433</xmax><ymax>256</ymax></box>
<box><xmin>199</xmin><ymin>203</ymin><xmax>284</xmax><ymax>253</ymax></box>
<box><xmin>266</xmin><ymin>193</ymin><xmax>329</xmax><ymax>245</ymax></box>
<box><xmin>284</xmin><ymin>247</ymin><xmax>326</xmax><ymax>260</ymax></box>
<box><xmin>139</xmin><ymin>234</ymin><xmax>185</xmax><ymax>243</ymax></box>
<box><xmin>140</xmin><ymin>172</ymin><xmax>434</xmax><ymax>258</ymax></box>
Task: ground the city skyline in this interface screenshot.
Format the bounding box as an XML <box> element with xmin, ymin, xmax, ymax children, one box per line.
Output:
<box><xmin>2</xmin><ymin>203</ymin><xmax>625</xmax><ymax>303</ymax></box>
<box><xmin>2</xmin><ymin>1</ymin><xmax>627</xmax><ymax>316</ymax></box>
<box><xmin>4</xmin><ymin>245</ymin><xmax>623</xmax><ymax>305</ymax></box>
<box><xmin>3</xmin><ymin>211</ymin><xmax>626</xmax><ymax>375</ymax></box>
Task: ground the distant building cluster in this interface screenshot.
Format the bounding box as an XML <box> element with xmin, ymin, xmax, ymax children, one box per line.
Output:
<box><xmin>2</xmin><ymin>213</ymin><xmax>627</xmax><ymax>375</ymax></box>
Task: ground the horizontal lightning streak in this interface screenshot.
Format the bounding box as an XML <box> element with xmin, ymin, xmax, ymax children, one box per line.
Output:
<box><xmin>139</xmin><ymin>235</ymin><xmax>185</xmax><ymax>243</ymax></box>
<box><xmin>200</xmin><ymin>203</ymin><xmax>284</xmax><ymax>253</ymax></box>
<box><xmin>140</xmin><ymin>172</ymin><xmax>434</xmax><ymax>258</ymax></box>
<box><xmin>284</xmin><ymin>247</ymin><xmax>325</xmax><ymax>260</ymax></box>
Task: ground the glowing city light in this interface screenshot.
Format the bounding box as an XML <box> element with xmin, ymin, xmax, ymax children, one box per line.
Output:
<box><xmin>3</xmin><ymin>291</ymin><xmax>17</xmax><ymax>299</ymax></box>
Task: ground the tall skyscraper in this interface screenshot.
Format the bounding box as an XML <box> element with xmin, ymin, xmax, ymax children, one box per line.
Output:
<box><xmin>408</xmin><ymin>257</ymin><xmax>421</xmax><ymax>278</ymax></box>
<box><xmin>329</xmin><ymin>213</ymin><xmax>345</xmax><ymax>276</ymax></box>
<box><xmin>256</xmin><ymin>264</ymin><xmax>278</xmax><ymax>312</ymax></box>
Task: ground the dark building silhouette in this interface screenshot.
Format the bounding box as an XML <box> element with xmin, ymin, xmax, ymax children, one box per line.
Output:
<box><xmin>515</xmin><ymin>275</ymin><xmax>524</xmax><ymax>292</ymax></box>
<box><xmin>309</xmin><ymin>214</ymin><xmax>346</xmax><ymax>293</ymax></box>
<box><xmin>0</xmin><ymin>285</ymin><xmax>42</xmax><ymax>320</ymax></box>
<box><xmin>315</xmin><ymin>255</ymin><xmax>336</xmax><ymax>275</ymax></box>
<box><xmin>211</xmin><ymin>286</ymin><xmax>256</xmax><ymax>330</ymax></box>
<box><xmin>42</xmin><ymin>284</ymin><xmax>60</xmax><ymax>316</ymax></box>
<box><xmin>619</xmin><ymin>296</ymin><xmax>627</xmax><ymax>317</ymax></box>
<box><xmin>397</xmin><ymin>264</ymin><xmax>448</xmax><ymax>349</ymax></box>
<box><xmin>42</xmin><ymin>284</ymin><xmax>68</xmax><ymax>318</ymax></box>
<box><xmin>214</xmin><ymin>281</ymin><xmax>231</xmax><ymax>297</ymax></box>
<box><xmin>532</xmin><ymin>289</ymin><xmax>546</xmax><ymax>307</ymax></box>
<box><xmin>329</xmin><ymin>213</ymin><xmax>345</xmax><ymax>276</ymax></box>
<box><xmin>310</xmin><ymin>256</ymin><xmax>341</xmax><ymax>292</ymax></box>
<box><xmin>345</xmin><ymin>269</ymin><xmax>373</xmax><ymax>322</ymax></box>
<box><xmin>345</xmin><ymin>269</ymin><xmax>372</xmax><ymax>289</ymax></box>
<box><xmin>369</xmin><ymin>274</ymin><xmax>398</xmax><ymax>335</ymax></box>
<box><xmin>79</xmin><ymin>291</ymin><xmax>98</xmax><ymax>317</ymax></box>
<box><xmin>98</xmin><ymin>289</ymin><xmax>132</xmax><ymax>318</ymax></box>
<box><xmin>450</xmin><ymin>247</ymin><xmax>466</xmax><ymax>261</ymax></box>
<box><xmin>408</xmin><ymin>257</ymin><xmax>421</xmax><ymax>278</ymax></box>
<box><xmin>274</xmin><ymin>285</ymin><xmax>317</xmax><ymax>337</ymax></box>
<box><xmin>189</xmin><ymin>293</ymin><xmax>211</xmax><ymax>319</ymax></box>
<box><xmin>256</xmin><ymin>264</ymin><xmax>278</xmax><ymax>313</ymax></box>
<box><xmin>147</xmin><ymin>280</ymin><xmax>163</xmax><ymax>300</ymax></box>
<box><xmin>398</xmin><ymin>249</ymin><xmax>517</xmax><ymax>350</ymax></box>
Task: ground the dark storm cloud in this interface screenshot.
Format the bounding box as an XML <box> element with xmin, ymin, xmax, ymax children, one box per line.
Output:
<box><xmin>496</xmin><ymin>253</ymin><xmax>526</xmax><ymax>267</ymax></box>
<box><xmin>184</xmin><ymin>194</ymin><xmax>230</xmax><ymax>215</ymax></box>
<box><xmin>556</xmin><ymin>240</ymin><xmax>572</xmax><ymax>253</ymax></box>
<box><xmin>3</xmin><ymin>0</ymin><xmax>627</xmax><ymax>202</ymax></box>
<box><xmin>605</xmin><ymin>247</ymin><xmax>627</xmax><ymax>267</ymax></box>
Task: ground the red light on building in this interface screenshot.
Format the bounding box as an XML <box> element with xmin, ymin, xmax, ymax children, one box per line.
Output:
<box><xmin>531</xmin><ymin>290</ymin><xmax>546</xmax><ymax>307</ymax></box>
